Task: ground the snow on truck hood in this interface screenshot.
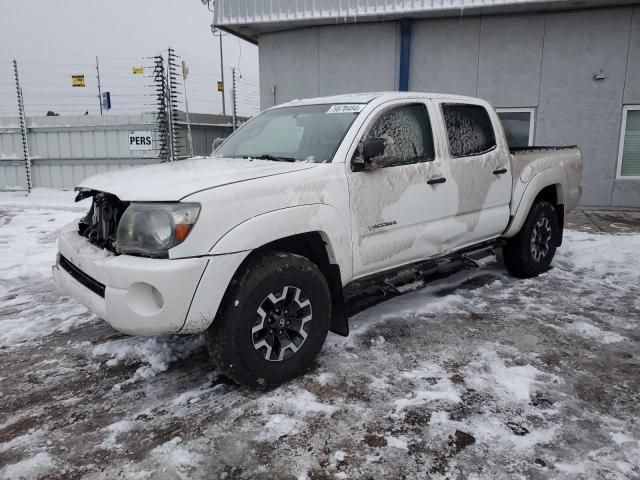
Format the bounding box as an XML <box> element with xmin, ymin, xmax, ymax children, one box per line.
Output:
<box><xmin>78</xmin><ymin>156</ymin><xmax>318</xmax><ymax>201</ymax></box>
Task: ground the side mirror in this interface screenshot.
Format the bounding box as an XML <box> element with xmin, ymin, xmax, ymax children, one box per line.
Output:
<box><xmin>212</xmin><ymin>137</ymin><xmax>225</xmax><ymax>154</ymax></box>
<box><xmin>352</xmin><ymin>137</ymin><xmax>394</xmax><ymax>171</ymax></box>
<box><xmin>363</xmin><ymin>137</ymin><xmax>386</xmax><ymax>162</ymax></box>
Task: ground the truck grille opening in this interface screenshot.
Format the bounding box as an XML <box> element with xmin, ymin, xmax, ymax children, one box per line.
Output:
<box><xmin>77</xmin><ymin>191</ymin><xmax>129</xmax><ymax>253</ymax></box>
<box><xmin>59</xmin><ymin>255</ymin><xmax>106</xmax><ymax>298</ymax></box>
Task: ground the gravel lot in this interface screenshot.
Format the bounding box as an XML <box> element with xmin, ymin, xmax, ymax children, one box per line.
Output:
<box><xmin>1</xmin><ymin>190</ymin><xmax>639</xmax><ymax>479</ymax></box>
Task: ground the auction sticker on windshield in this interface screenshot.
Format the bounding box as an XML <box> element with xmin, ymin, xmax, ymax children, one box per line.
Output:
<box><xmin>327</xmin><ymin>104</ymin><xmax>366</xmax><ymax>114</ymax></box>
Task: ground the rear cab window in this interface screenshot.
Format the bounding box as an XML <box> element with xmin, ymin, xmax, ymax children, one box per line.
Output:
<box><xmin>442</xmin><ymin>104</ymin><xmax>496</xmax><ymax>157</ymax></box>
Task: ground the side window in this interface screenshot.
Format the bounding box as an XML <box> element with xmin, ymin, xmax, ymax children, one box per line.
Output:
<box><xmin>442</xmin><ymin>104</ymin><xmax>496</xmax><ymax>157</ymax></box>
<box><xmin>365</xmin><ymin>103</ymin><xmax>435</xmax><ymax>167</ymax></box>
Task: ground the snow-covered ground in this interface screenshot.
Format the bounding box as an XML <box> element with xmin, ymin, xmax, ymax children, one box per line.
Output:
<box><xmin>1</xmin><ymin>190</ymin><xmax>639</xmax><ymax>479</ymax></box>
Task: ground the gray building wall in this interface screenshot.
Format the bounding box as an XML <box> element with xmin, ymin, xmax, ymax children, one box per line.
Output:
<box><xmin>260</xmin><ymin>23</ymin><xmax>399</xmax><ymax>105</ymax></box>
<box><xmin>258</xmin><ymin>6</ymin><xmax>640</xmax><ymax>207</ymax></box>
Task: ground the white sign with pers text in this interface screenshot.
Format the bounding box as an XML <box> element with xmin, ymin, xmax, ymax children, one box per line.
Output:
<box><xmin>128</xmin><ymin>131</ymin><xmax>153</xmax><ymax>151</ymax></box>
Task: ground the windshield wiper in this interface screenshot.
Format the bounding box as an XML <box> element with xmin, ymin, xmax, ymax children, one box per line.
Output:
<box><xmin>244</xmin><ymin>154</ymin><xmax>298</xmax><ymax>162</ymax></box>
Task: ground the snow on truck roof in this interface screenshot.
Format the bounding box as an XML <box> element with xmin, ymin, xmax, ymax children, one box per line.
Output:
<box><xmin>277</xmin><ymin>92</ymin><xmax>485</xmax><ymax>108</ymax></box>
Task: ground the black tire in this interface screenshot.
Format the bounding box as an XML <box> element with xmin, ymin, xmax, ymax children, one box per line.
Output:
<box><xmin>503</xmin><ymin>200</ymin><xmax>560</xmax><ymax>278</ymax></box>
<box><xmin>207</xmin><ymin>251</ymin><xmax>331</xmax><ymax>389</ymax></box>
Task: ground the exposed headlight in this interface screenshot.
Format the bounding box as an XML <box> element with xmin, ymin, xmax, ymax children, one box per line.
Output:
<box><xmin>116</xmin><ymin>203</ymin><xmax>200</xmax><ymax>257</ymax></box>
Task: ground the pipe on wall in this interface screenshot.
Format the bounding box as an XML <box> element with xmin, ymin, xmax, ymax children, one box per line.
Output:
<box><xmin>399</xmin><ymin>18</ymin><xmax>412</xmax><ymax>91</ymax></box>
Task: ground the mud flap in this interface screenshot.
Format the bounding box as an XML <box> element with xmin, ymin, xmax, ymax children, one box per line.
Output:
<box><xmin>556</xmin><ymin>205</ymin><xmax>564</xmax><ymax>247</ymax></box>
<box><xmin>327</xmin><ymin>264</ymin><xmax>349</xmax><ymax>337</ymax></box>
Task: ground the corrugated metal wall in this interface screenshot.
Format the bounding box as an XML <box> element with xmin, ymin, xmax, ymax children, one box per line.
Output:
<box><xmin>0</xmin><ymin>114</ymin><xmax>158</xmax><ymax>189</ymax></box>
<box><xmin>0</xmin><ymin>113</ymin><xmax>235</xmax><ymax>190</ymax></box>
<box><xmin>214</xmin><ymin>0</ymin><xmax>564</xmax><ymax>25</ymax></box>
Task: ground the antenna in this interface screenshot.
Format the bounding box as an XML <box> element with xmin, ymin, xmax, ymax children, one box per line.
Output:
<box><xmin>152</xmin><ymin>54</ymin><xmax>170</xmax><ymax>161</ymax></box>
<box><xmin>166</xmin><ymin>47</ymin><xmax>183</xmax><ymax>161</ymax></box>
<box><xmin>96</xmin><ymin>56</ymin><xmax>103</xmax><ymax>116</ymax></box>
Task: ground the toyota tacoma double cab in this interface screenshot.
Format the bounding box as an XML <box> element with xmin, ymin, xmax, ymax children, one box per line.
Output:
<box><xmin>53</xmin><ymin>92</ymin><xmax>582</xmax><ymax>388</ymax></box>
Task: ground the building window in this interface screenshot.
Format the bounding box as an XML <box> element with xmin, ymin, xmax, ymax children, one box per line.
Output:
<box><xmin>618</xmin><ymin>106</ymin><xmax>640</xmax><ymax>179</ymax></box>
<box><xmin>496</xmin><ymin>108</ymin><xmax>535</xmax><ymax>148</ymax></box>
<box><xmin>442</xmin><ymin>104</ymin><xmax>496</xmax><ymax>157</ymax></box>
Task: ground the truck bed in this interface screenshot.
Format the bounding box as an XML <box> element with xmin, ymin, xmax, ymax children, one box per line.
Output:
<box><xmin>509</xmin><ymin>145</ymin><xmax>578</xmax><ymax>154</ymax></box>
<box><xmin>509</xmin><ymin>144</ymin><xmax>583</xmax><ymax>213</ymax></box>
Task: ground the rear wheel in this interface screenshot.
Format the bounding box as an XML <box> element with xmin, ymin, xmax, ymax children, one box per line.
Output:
<box><xmin>503</xmin><ymin>201</ymin><xmax>560</xmax><ymax>278</ymax></box>
<box><xmin>207</xmin><ymin>251</ymin><xmax>331</xmax><ymax>389</ymax></box>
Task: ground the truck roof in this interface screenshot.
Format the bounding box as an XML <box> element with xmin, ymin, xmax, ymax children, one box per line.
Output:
<box><xmin>277</xmin><ymin>91</ymin><xmax>484</xmax><ymax>108</ymax></box>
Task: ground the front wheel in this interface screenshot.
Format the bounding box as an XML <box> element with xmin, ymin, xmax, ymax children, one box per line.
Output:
<box><xmin>503</xmin><ymin>200</ymin><xmax>561</xmax><ymax>278</ymax></box>
<box><xmin>207</xmin><ymin>251</ymin><xmax>331</xmax><ymax>389</ymax></box>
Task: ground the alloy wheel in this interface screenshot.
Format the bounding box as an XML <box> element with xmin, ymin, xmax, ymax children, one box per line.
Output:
<box><xmin>530</xmin><ymin>216</ymin><xmax>552</xmax><ymax>262</ymax></box>
<box><xmin>252</xmin><ymin>286</ymin><xmax>313</xmax><ymax>362</ymax></box>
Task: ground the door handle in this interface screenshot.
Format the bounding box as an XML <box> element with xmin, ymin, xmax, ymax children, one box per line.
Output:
<box><xmin>493</xmin><ymin>168</ymin><xmax>507</xmax><ymax>175</ymax></box>
<box><xmin>427</xmin><ymin>177</ymin><xmax>447</xmax><ymax>185</ymax></box>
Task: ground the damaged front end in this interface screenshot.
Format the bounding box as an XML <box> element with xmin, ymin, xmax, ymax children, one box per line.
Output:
<box><xmin>76</xmin><ymin>189</ymin><xmax>130</xmax><ymax>253</ymax></box>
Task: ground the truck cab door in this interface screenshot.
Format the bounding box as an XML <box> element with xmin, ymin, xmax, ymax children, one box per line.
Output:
<box><xmin>436</xmin><ymin>102</ymin><xmax>513</xmax><ymax>249</ymax></box>
<box><xmin>347</xmin><ymin>101</ymin><xmax>455</xmax><ymax>278</ymax></box>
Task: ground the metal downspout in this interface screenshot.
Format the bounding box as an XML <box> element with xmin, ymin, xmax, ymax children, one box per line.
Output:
<box><xmin>399</xmin><ymin>18</ymin><xmax>412</xmax><ymax>92</ymax></box>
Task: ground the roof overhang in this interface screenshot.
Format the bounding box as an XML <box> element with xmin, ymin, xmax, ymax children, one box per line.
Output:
<box><xmin>213</xmin><ymin>0</ymin><xmax>637</xmax><ymax>44</ymax></box>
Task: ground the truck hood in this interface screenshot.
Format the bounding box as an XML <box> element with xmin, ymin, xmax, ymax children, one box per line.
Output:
<box><xmin>78</xmin><ymin>156</ymin><xmax>318</xmax><ymax>201</ymax></box>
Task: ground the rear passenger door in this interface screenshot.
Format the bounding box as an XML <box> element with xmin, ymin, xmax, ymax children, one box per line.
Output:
<box><xmin>438</xmin><ymin>102</ymin><xmax>512</xmax><ymax>249</ymax></box>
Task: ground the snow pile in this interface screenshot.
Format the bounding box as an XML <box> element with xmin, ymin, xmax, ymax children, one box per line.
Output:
<box><xmin>0</xmin><ymin>452</ymin><xmax>55</xmax><ymax>479</ymax></box>
<box><xmin>148</xmin><ymin>436</ymin><xmax>204</xmax><ymax>478</ymax></box>
<box><xmin>0</xmin><ymin>189</ymin><xmax>94</xmax><ymax>347</ymax></box>
<box><xmin>555</xmin><ymin>229</ymin><xmax>639</xmax><ymax>283</ymax></box>
<box><xmin>0</xmin><ymin>188</ymin><xmax>88</xmax><ymax>212</ymax></box>
<box><xmin>255</xmin><ymin>414</ymin><xmax>300</xmax><ymax>442</ymax></box>
<box><xmin>463</xmin><ymin>348</ymin><xmax>544</xmax><ymax>403</ymax></box>
<box><xmin>258</xmin><ymin>388</ymin><xmax>336</xmax><ymax>417</ymax></box>
<box><xmin>99</xmin><ymin>419</ymin><xmax>136</xmax><ymax>449</ymax></box>
<box><xmin>92</xmin><ymin>334</ymin><xmax>206</xmax><ymax>388</ymax></box>
<box><xmin>563</xmin><ymin>320</ymin><xmax>626</xmax><ymax>344</ymax></box>
<box><xmin>394</xmin><ymin>363</ymin><xmax>462</xmax><ymax>410</ymax></box>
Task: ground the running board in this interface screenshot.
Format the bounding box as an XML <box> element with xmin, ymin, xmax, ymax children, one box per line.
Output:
<box><xmin>461</xmin><ymin>248</ymin><xmax>498</xmax><ymax>269</ymax></box>
<box><xmin>343</xmin><ymin>239</ymin><xmax>505</xmax><ymax>315</ymax></box>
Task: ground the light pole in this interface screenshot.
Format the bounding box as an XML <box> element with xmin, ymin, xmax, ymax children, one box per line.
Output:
<box><xmin>205</xmin><ymin>0</ymin><xmax>226</xmax><ymax>116</ymax></box>
<box><xmin>219</xmin><ymin>29</ymin><xmax>226</xmax><ymax>116</ymax></box>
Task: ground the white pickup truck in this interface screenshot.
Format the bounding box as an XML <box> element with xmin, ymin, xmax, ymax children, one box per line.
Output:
<box><xmin>53</xmin><ymin>92</ymin><xmax>582</xmax><ymax>388</ymax></box>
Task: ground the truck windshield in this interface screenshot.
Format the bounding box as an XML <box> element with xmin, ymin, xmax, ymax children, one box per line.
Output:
<box><xmin>214</xmin><ymin>104</ymin><xmax>363</xmax><ymax>163</ymax></box>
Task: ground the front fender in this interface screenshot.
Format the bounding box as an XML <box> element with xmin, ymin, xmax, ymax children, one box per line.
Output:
<box><xmin>211</xmin><ymin>204</ymin><xmax>352</xmax><ymax>284</ymax></box>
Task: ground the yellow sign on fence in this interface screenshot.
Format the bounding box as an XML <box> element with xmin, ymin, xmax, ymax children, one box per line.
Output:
<box><xmin>132</xmin><ymin>66</ymin><xmax>144</xmax><ymax>75</ymax></box>
<box><xmin>217</xmin><ymin>81</ymin><xmax>224</xmax><ymax>92</ymax></box>
<box><xmin>71</xmin><ymin>75</ymin><xmax>85</xmax><ymax>87</ymax></box>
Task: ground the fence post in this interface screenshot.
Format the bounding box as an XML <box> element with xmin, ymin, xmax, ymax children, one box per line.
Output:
<box><xmin>219</xmin><ymin>30</ymin><xmax>226</xmax><ymax>116</ymax></box>
<box><xmin>13</xmin><ymin>59</ymin><xmax>33</xmax><ymax>194</ymax></box>
<box><xmin>231</xmin><ymin>66</ymin><xmax>237</xmax><ymax>131</ymax></box>
<box><xmin>182</xmin><ymin>60</ymin><xmax>194</xmax><ymax>157</ymax></box>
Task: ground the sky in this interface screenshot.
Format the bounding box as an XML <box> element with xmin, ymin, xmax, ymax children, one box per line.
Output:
<box><xmin>0</xmin><ymin>0</ymin><xmax>260</xmax><ymax>117</ymax></box>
